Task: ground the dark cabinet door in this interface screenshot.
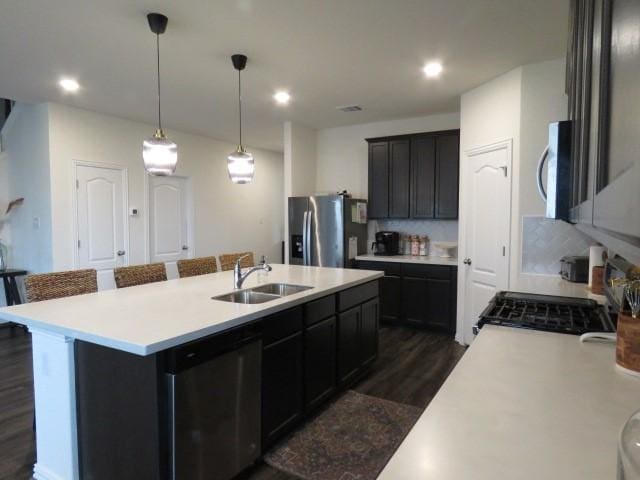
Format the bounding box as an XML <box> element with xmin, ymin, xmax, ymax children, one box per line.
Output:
<box><xmin>368</xmin><ymin>141</ymin><xmax>389</xmax><ymax>219</ymax></box>
<box><xmin>304</xmin><ymin>316</ymin><xmax>337</xmax><ymax>412</ymax></box>
<box><xmin>360</xmin><ymin>298</ymin><xmax>379</xmax><ymax>368</ymax></box>
<box><xmin>435</xmin><ymin>134</ymin><xmax>460</xmax><ymax>219</ymax></box>
<box><xmin>389</xmin><ymin>139</ymin><xmax>411</xmax><ymax>218</ymax></box>
<box><xmin>380</xmin><ymin>275</ymin><xmax>402</xmax><ymax>324</ymax></box>
<box><xmin>337</xmin><ymin>306</ymin><xmax>361</xmax><ymax>385</ymax></box>
<box><xmin>410</xmin><ymin>136</ymin><xmax>436</xmax><ymax>218</ymax></box>
<box><xmin>424</xmin><ymin>278</ymin><xmax>453</xmax><ymax>332</ymax></box>
<box><xmin>262</xmin><ymin>332</ymin><xmax>303</xmax><ymax>448</ymax></box>
<box><xmin>402</xmin><ymin>276</ymin><xmax>430</xmax><ymax>328</ymax></box>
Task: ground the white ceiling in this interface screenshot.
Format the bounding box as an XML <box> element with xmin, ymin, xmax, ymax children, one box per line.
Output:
<box><xmin>0</xmin><ymin>0</ymin><xmax>569</xmax><ymax>152</ymax></box>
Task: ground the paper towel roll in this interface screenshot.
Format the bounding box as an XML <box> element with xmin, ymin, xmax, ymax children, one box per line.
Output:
<box><xmin>588</xmin><ymin>245</ymin><xmax>606</xmax><ymax>286</ymax></box>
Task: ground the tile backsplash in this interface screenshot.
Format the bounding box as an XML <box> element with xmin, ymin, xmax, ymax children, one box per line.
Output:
<box><xmin>521</xmin><ymin>216</ymin><xmax>595</xmax><ymax>275</ymax></box>
<box><xmin>368</xmin><ymin>220</ymin><xmax>459</xmax><ymax>253</ymax></box>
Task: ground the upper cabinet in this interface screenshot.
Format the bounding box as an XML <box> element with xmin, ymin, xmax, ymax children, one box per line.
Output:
<box><xmin>567</xmin><ymin>0</ymin><xmax>640</xmax><ymax>239</ymax></box>
<box><xmin>367</xmin><ymin>130</ymin><xmax>460</xmax><ymax>220</ymax></box>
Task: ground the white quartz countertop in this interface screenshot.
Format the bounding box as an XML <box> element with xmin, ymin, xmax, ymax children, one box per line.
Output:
<box><xmin>356</xmin><ymin>254</ymin><xmax>458</xmax><ymax>267</ymax></box>
<box><xmin>513</xmin><ymin>273</ymin><xmax>607</xmax><ymax>304</ymax></box>
<box><xmin>379</xmin><ymin>325</ymin><xmax>640</xmax><ymax>480</ymax></box>
<box><xmin>0</xmin><ymin>265</ymin><xmax>382</xmax><ymax>355</ymax></box>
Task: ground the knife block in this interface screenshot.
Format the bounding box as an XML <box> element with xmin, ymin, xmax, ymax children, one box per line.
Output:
<box><xmin>616</xmin><ymin>311</ymin><xmax>640</xmax><ymax>376</ymax></box>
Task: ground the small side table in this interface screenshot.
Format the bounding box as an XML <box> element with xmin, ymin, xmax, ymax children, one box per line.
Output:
<box><xmin>1</xmin><ymin>269</ymin><xmax>27</xmax><ymax>332</ymax></box>
<box><xmin>1</xmin><ymin>269</ymin><xmax>27</xmax><ymax>306</ymax></box>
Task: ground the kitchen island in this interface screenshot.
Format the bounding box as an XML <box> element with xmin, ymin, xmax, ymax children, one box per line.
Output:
<box><xmin>0</xmin><ymin>264</ymin><xmax>382</xmax><ymax>480</ymax></box>
<box><xmin>379</xmin><ymin>325</ymin><xmax>640</xmax><ymax>479</ymax></box>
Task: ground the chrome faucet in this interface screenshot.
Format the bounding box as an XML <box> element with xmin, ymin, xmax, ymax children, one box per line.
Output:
<box><xmin>234</xmin><ymin>254</ymin><xmax>272</xmax><ymax>289</ymax></box>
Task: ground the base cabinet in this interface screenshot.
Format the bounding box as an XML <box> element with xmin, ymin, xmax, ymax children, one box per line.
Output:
<box><xmin>262</xmin><ymin>332</ymin><xmax>304</xmax><ymax>448</ymax></box>
<box><xmin>304</xmin><ymin>316</ymin><xmax>337</xmax><ymax>412</ymax></box>
<box><xmin>358</xmin><ymin>261</ymin><xmax>457</xmax><ymax>334</ymax></box>
<box><xmin>74</xmin><ymin>281</ymin><xmax>380</xmax><ymax>479</ymax></box>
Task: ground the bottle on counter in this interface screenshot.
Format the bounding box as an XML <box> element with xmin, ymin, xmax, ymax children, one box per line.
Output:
<box><xmin>411</xmin><ymin>236</ymin><xmax>420</xmax><ymax>256</ymax></box>
<box><xmin>403</xmin><ymin>235</ymin><xmax>412</xmax><ymax>255</ymax></box>
<box><xmin>419</xmin><ymin>236</ymin><xmax>429</xmax><ymax>256</ymax></box>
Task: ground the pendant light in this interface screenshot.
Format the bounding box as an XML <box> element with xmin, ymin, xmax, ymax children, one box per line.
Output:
<box><xmin>142</xmin><ymin>13</ymin><xmax>177</xmax><ymax>176</ymax></box>
<box><xmin>227</xmin><ymin>54</ymin><xmax>255</xmax><ymax>184</ymax></box>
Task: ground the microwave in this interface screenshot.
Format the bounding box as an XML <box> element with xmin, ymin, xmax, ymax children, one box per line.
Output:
<box><xmin>536</xmin><ymin>121</ymin><xmax>572</xmax><ymax>221</ymax></box>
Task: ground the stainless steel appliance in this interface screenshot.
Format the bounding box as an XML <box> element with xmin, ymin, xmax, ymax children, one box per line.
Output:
<box><xmin>288</xmin><ymin>195</ymin><xmax>368</xmax><ymax>267</ymax></box>
<box><xmin>474</xmin><ymin>291</ymin><xmax>614</xmax><ymax>335</ymax></box>
<box><xmin>372</xmin><ymin>231</ymin><xmax>400</xmax><ymax>256</ymax></box>
<box><xmin>167</xmin><ymin>327</ymin><xmax>261</xmax><ymax>480</ymax></box>
<box><xmin>536</xmin><ymin>120</ymin><xmax>572</xmax><ymax>221</ymax></box>
<box><xmin>559</xmin><ymin>255</ymin><xmax>589</xmax><ymax>283</ymax></box>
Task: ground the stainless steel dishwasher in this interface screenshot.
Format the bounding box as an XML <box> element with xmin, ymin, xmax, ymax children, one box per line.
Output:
<box><xmin>166</xmin><ymin>325</ymin><xmax>261</xmax><ymax>480</ymax></box>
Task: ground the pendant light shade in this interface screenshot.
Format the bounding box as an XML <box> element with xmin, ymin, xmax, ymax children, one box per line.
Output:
<box><xmin>228</xmin><ymin>54</ymin><xmax>254</xmax><ymax>184</ymax></box>
<box><xmin>143</xmin><ymin>13</ymin><xmax>177</xmax><ymax>176</ymax></box>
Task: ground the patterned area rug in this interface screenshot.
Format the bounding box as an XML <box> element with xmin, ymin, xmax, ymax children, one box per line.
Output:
<box><xmin>264</xmin><ymin>390</ymin><xmax>422</xmax><ymax>480</ymax></box>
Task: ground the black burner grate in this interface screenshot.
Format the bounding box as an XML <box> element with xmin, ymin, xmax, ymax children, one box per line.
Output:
<box><xmin>477</xmin><ymin>292</ymin><xmax>614</xmax><ymax>335</ymax></box>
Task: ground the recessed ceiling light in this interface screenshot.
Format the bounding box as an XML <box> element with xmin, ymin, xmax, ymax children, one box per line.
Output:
<box><xmin>423</xmin><ymin>62</ymin><xmax>443</xmax><ymax>78</ymax></box>
<box><xmin>273</xmin><ymin>91</ymin><xmax>291</xmax><ymax>104</ymax></box>
<box><xmin>59</xmin><ymin>77</ymin><xmax>80</xmax><ymax>92</ymax></box>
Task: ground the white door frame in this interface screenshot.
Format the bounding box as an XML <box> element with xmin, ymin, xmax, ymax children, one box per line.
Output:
<box><xmin>456</xmin><ymin>139</ymin><xmax>513</xmax><ymax>345</ymax></box>
<box><xmin>143</xmin><ymin>173</ymin><xmax>194</xmax><ymax>264</ymax></box>
<box><xmin>72</xmin><ymin>160</ymin><xmax>129</xmax><ymax>269</ymax></box>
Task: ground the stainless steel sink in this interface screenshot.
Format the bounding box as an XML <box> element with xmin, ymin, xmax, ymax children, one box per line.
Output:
<box><xmin>212</xmin><ymin>290</ymin><xmax>281</xmax><ymax>304</ymax></box>
<box><xmin>212</xmin><ymin>283</ymin><xmax>313</xmax><ymax>305</ymax></box>
<box><xmin>250</xmin><ymin>283</ymin><xmax>312</xmax><ymax>296</ymax></box>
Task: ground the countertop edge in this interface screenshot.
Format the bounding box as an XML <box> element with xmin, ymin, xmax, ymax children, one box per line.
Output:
<box><xmin>4</xmin><ymin>270</ymin><xmax>384</xmax><ymax>355</ymax></box>
<box><xmin>355</xmin><ymin>254</ymin><xmax>458</xmax><ymax>266</ymax></box>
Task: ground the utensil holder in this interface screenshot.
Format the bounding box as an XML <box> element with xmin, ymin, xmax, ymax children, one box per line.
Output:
<box><xmin>616</xmin><ymin>311</ymin><xmax>640</xmax><ymax>376</ymax></box>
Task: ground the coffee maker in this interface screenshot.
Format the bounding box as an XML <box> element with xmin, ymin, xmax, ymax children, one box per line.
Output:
<box><xmin>372</xmin><ymin>231</ymin><xmax>400</xmax><ymax>256</ymax></box>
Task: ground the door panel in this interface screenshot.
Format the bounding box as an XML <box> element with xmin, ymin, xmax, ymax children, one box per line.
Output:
<box><xmin>410</xmin><ymin>136</ymin><xmax>436</xmax><ymax>218</ymax></box>
<box><xmin>149</xmin><ymin>176</ymin><xmax>189</xmax><ymax>263</ymax></box>
<box><xmin>368</xmin><ymin>142</ymin><xmax>389</xmax><ymax>218</ymax></box>
<box><xmin>462</xmin><ymin>143</ymin><xmax>512</xmax><ymax>344</ymax></box>
<box><xmin>304</xmin><ymin>316</ymin><xmax>336</xmax><ymax>412</ymax></box>
<box><xmin>360</xmin><ymin>298</ymin><xmax>379</xmax><ymax>367</ymax></box>
<box><xmin>76</xmin><ymin>164</ymin><xmax>126</xmax><ymax>271</ymax></box>
<box><xmin>389</xmin><ymin>140</ymin><xmax>410</xmax><ymax>218</ymax></box>
<box><xmin>337</xmin><ymin>306</ymin><xmax>361</xmax><ymax>385</ymax></box>
<box><xmin>309</xmin><ymin>196</ymin><xmax>344</xmax><ymax>267</ymax></box>
<box><xmin>288</xmin><ymin>197</ymin><xmax>309</xmax><ymax>265</ymax></box>
<box><xmin>435</xmin><ymin>134</ymin><xmax>460</xmax><ymax>219</ymax></box>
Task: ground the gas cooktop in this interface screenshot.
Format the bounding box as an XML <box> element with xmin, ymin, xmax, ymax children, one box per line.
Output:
<box><xmin>475</xmin><ymin>291</ymin><xmax>614</xmax><ymax>335</ymax></box>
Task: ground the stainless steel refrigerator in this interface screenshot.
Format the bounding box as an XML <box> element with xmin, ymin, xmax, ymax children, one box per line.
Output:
<box><xmin>288</xmin><ymin>195</ymin><xmax>368</xmax><ymax>267</ymax></box>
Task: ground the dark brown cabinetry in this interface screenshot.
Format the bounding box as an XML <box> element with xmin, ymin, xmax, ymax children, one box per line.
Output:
<box><xmin>367</xmin><ymin>130</ymin><xmax>460</xmax><ymax>220</ymax></box>
<box><xmin>74</xmin><ymin>283</ymin><xmax>380</xmax><ymax>477</ymax></box>
<box><xmin>304</xmin><ymin>317</ymin><xmax>336</xmax><ymax>411</ymax></box>
<box><xmin>567</xmin><ymin>0</ymin><xmax>640</xmax><ymax>241</ymax></box>
<box><xmin>368</xmin><ymin>141</ymin><xmax>390</xmax><ymax>218</ymax></box>
<box><xmin>389</xmin><ymin>139</ymin><xmax>411</xmax><ymax>218</ymax></box>
<box><xmin>357</xmin><ymin>261</ymin><xmax>457</xmax><ymax>334</ymax></box>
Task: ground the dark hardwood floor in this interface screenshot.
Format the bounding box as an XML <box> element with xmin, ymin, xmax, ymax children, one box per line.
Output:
<box><xmin>0</xmin><ymin>325</ymin><xmax>465</xmax><ymax>480</ymax></box>
<box><xmin>246</xmin><ymin>325</ymin><xmax>466</xmax><ymax>479</ymax></box>
<box><xmin>0</xmin><ymin>326</ymin><xmax>35</xmax><ymax>480</ymax></box>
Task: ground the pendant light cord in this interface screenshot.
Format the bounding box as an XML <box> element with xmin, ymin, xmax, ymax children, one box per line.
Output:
<box><xmin>156</xmin><ymin>33</ymin><xmax>162</xmax><ymax>131</ymax></box>
<box><xmin>238</xmin><ymin>69</ymin><xmax>242</xmax><ymax>146</ymax></box>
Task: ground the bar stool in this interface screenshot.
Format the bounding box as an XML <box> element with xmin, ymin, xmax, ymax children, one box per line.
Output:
<box><xmin>177</xmin><ymin>257</ymin><xmax>218</xmax><ymax>278</ymax></box>
<box><xmin>218</xmin><ymin>252</ymin><xmax>254</xmax><ymax>272</ymax></box>
<box><xmin>113</xmin><ymin>263</ymin><xmax>167</xmax><ymax>288</ymax></box>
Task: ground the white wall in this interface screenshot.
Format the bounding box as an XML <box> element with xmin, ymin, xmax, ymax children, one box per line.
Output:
<box><xmin>46</xmin><ymin>103</ymin><xmax>284</xmax><ymax>275</ymax></box>
<box><xmin>316</xmin><ymin>112</ymin><xmax>460</xmax><ymax>198</ymax></box>
<box><xmin>284</xmin><ymin>122</ymin><xmax>317</xmax><ymax>198</ymax></box>
<box><xmin>3</xmin><ymin>103</ymin><xmax>54</xmax><ymax>275</ymax></box>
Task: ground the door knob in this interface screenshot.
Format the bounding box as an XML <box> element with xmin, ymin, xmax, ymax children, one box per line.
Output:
<box><xmin>117</xmin><ymin>250</ymin><xmax>126</xmax><ymax>256</ymax></box>
<box><xmin>182</xmin><ymin>245</ymin><xmax>189</xmax><ymax>251</ymax></box>
<box><xmin>463</xmin><ymin>258</ymin><xmax>472</xmax><ymax>265</ymax></box>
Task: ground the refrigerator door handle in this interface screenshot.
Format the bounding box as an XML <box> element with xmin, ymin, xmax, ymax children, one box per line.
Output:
<box><xmin>305</xmin><ymin>210</ymin><xmax>313</xmax><ymax>266</ymax></box>
<box><xmin>302</xmin><ymin>210</ymin><xmax>308</xmax><ymax>266</ymax></box>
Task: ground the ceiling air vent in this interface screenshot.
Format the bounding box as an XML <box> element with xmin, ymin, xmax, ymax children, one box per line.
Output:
<box><xmin>337</xmin><ymin>105</ymin><xmax>362</xmax><ymax>112</ymax></box>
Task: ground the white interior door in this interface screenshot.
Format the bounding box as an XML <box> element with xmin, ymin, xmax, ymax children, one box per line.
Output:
<box><xmin>460</xmin><ymin>141</ymin><xmax>512</xmax><ymax>344</ymax></box>
<box><xmin>76</xmin><ymin>164</ymin><xmax>127</xmax><ymax>271</ymax></box>
<box><xmin>149</xmin><ymin>176</ymin><xmax>190</xmax><ymax>264</ymax></box>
